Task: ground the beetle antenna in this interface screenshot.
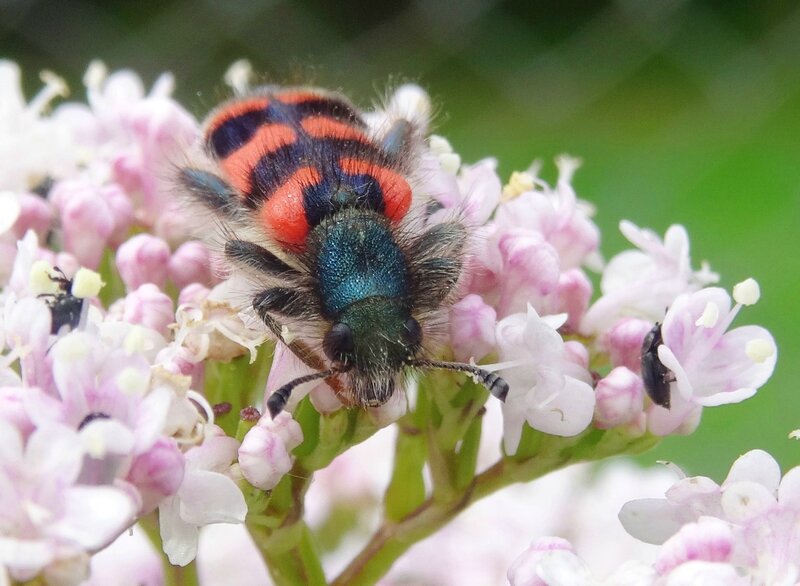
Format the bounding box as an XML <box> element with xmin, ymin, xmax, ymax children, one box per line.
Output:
<box><xmin>267</xmin><ymin>368</ymin><xmax>338</xmax><ymax>418</ymax></box>
<box><xmin>408</xmin><ymin>359</ymin><xmax>509</xmax><ymax>401</ymax></box>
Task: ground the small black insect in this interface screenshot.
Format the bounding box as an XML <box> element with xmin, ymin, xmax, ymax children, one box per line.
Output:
<box><xmin>641</xmin><ymin>322</ymin><xmax>673</xmax><ymax>408</ymax></box>
<box><xmin>40</xmin><ymin>268</ymin><xmax>85</xmax><ymax>334</ymax></box>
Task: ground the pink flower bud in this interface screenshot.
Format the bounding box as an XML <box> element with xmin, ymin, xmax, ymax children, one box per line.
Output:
<box><xmin>238</xmin><ymin>425</ymin><xmax>293</xmax><ymax>490</ymax></box>
<box><xmin>594</xmin><ymin>367</ymin><xmax>644</xmax><ymax>429</ymax></box>
<box><xmin>53</xmin><ymin>180</ymin><xmax>115</xmax><ymax>268</ymax></box>
<box><xmin>553</xmin><ymin>269</ymin><xmax>592</xmax><ymax>333</ymax></box>
<box><xmin>13</xmin><ymin>193</ymin><xmax>52</xmax><ymax>237</ymax></box>
<box><xmin>53</xmin><ymin>251</ymin><xmax>79</xmax><ymax>280</ymax></box>
<box><xmin>450</xmin><ymin>294</ymin><xmax>497</xmax><ymax>362</ymax></box>
<box><xmin>168</xmin><ymin>240</ymin><xmax>213</xmax><ymax>289</ymax></box>
<box><xmin>263</xmin><ymin>412</ymin><xmax>304</xmax><ymax>451</ymax></box>
<box><xmin>130</xmin><ymin>95</ymin><xmax>198</xmax><ymax>153</ymax></box>
<box><xmin>100</xmin><ymin>184</ymin><xmax>134</xmax><ymax>247</ymax></box>
<box><xmin>498</xmin><ymin>229</ymin><xmax>560</xmax><ymax>297</ymax></box>
<box><xmin>111</xmin><ymin>153</ymin><xmax>144</xmax><ymax>196</ymax></box>
<box><xmin>122</xmin><ymin>283</ymin><xmax>174</xmax><ymax>334</ymax></box>
<box><xmin>601</xmin><ymin>318</ymin><xmax>653</xmax><ymax>371</ymax></box>
<box><xmin>154</xmin><ymin>201</ymin><xmax>193</xmax><ymax>247</ymax></box>
<box><xmin>127</xmin><ymin>438</ymin><xmax>186</xmax><ymax>513</ymax></box>
<box><xmin>116</xmin><ymin>234</ymin><xmax>171</xmax><ymax>290</ymax></box>
<box><xmin>563</xmin><ymin>340</ymin><xmax>590</xmax><ymax>370</ymax></box>
<box><xmin>178</xmin><ymin>282</ymin><xmax>210</xmax><ymax>306</ymax></box>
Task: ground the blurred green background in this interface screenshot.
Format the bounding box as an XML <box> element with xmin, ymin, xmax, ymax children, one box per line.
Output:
<box><xmin>2</xmin><ymin>0</ymin><xmax>798</xmax><ymax>480</ymax></box>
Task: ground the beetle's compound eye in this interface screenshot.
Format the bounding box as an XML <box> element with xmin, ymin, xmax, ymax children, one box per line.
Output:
<box><xmin>323</xmin><ymin>322</ymin><xmax>354</xmax><ymax>363</ymax></box>
<box><xmin>403</xmin><ymin>317</ymin><xmax>422</xmax><ymax>349</ymax></box>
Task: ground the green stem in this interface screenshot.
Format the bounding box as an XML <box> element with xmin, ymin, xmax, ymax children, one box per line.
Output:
<box><xmin>247</xmin><ymin>456</ymin><xmax>323</xmax><ymax>585</ymax></box>
<box><xmin>250</xmin><ymin>520</ymin><xmax>327</xmax><ymax>586</ymax></box>
<box><xmin>331</xmin><ymin>429</ymin><xmax>659</xmax><ymax>586</ymax></box>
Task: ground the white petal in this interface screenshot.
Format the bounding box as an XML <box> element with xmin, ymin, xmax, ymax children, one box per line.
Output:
<box><xmin>51</xmin><ymin>486</ymin><xmax>136</xmax><ymax>550</ymax></box>
<box><xmin>27</xmin><ymin>424</ymin><xmax>83</xmax><ymax>482</ymax></box>
<box><xmin>501</xmin><ymin>405</ymin><xmax>526</xmax><ymax>456</ymax></box>
<box><xmin>664</xmin><ymin>561</ymin><xmax>745</xmax><ymax>586</ymax></box>
<box><xmin>618</xmin><ymin>499</ymin><xmax>683</xmax><ymax>544</ymax></box>
<box><xmin>0</xmin><ymin>192</ymin><xmax>21</xmax><ymax>235</ymax></box>
<box><xmin>602</xmin><ymin>561</ymin><xmax>657</xmax><ymax>586</ymax></box>
<box><xmin>159</xmin><ymin>496</ymin><xmax>198</xmax><ymax>567</ymax></box>
<box><xmin>525</xmin><ymin>377</ymin><xmax>594</xmax><ymax>437</ymax></box>
<box><xmin>185</xmin><ymin>430</ymin><xmax>239</xmax><ymax>471</ymax></box>
<box><xmin>646</xmin><ymin>393</ymin><xmax>701</xmax><ymax>436</ymax></box>
<box><xmin>724</xmin><ymin>449</ymin><xmax>781</xmax><ymax>492</ymax></box>
<box><xmin>178</xmin><ymin>470</ymin><xmax>246</xmax><ymax>525</ymax></box>
<box><xmin>536</xmin><ymin>550</ymin><xmax>592</xmax><ymax>586</ymax></box>
<box><xmin>778</xmin><ymin>466</ymin><xmax>800</xmax><ymax>508</ymax></box>
<box><xmin>656</xmin><ymin>345</ymin><xmax>692</xmax><ymax>400</ymax></box>
<box><xmin>133</xmin><ymin>387</ymin><xmax>171</xmax><ymax>452</ymax></box>
<box><xmin>79</xmin><ymin>419</ymin><xmax>135</xmax><ymax>458</ymax></box>
<box><xmin>720</xmin><ymin>480</ymin><xmax>776</xmax><ymax>523</ymax></box>
<box><xmin>693</xmin><ymin>387</ymin><xmax>756</xmax><ymax>407</ymax></box>
<box><xmin>0</xmin><ymin>536</ymin><xmax>54</xmax><ymax>579</ymax></box>
<box><xmin>0</xmin><ymin>423</ymin><xmax>23</xmax><ymax>466</ymax></box>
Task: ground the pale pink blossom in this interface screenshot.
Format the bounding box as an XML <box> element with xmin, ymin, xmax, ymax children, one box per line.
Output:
<box><xmin>582</xmin><ymin>222</ymin><xmax>718</xmax><ymax>335</ymax></box>
<box><xmin>116</xmin><ymin>234</ymin><xmax>171</xmax><ymax>290</ymax></box>
<box><xmin>494</xmin><ymin>306</ymin><xmax>595</xmax><ymax>454</ymax></box>
<box><xmin>0</xmin><ymin>421</ymin><xmax>137</xmax><ymax>582</ymax></box>
<box><xmin>494</xmin><ymin>156</ymin><xmax>600</xmax><ymax>271</ymax></box>
<box><xmin>662</xmin><ymin>561</ymin><xmax>747</xmax><ymax>586</ymax></box>
<box><xmin>159</xmin><ymin>426</ymin><xmax>246</xmax><ymax>566</ymax></box>
<box><xmin>424</xmin><ymin>157</ymin><xmax>502</xmax><ymax>227</ymax></box>
<box><xmin>647</xmin><ymin>286</ymin><xmax>777</xmax><ymax>435</ymax></box>
<box><xmin>507</xmin><ymin>537</ymin><xmax>578</xmax><ymax>586</ymax></box>
<box><xmin>61</xmin><ymin>62</ymin><xmax>198</xmax><ymax>236</ymax></box>
<box><xmin>178</xmin><ymin>282</ymin><xmax>211</xmax><ymax>306</ymax></box>
<box><xmin>619</xmin><ymin>450</ymin><xmax>784</xmax><ymax>545</ymax></box>
<box><xmin>614</xmin><ymin>450</ymin><xmax>800</xmax><ymax>584</ymax></box>
<box><xmin>238</xmin><ymin>412</ymin><xmax>303</xmax><ymax>490</ymax></box>
<box><xmin>22</xmin><ymin>331</ymin><xmax>173</xmax><ymax>489</ymax></box>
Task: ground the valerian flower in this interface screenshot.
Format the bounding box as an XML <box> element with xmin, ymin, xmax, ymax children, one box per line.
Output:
<box><xmin>494</xmin><ymin>305</ymin><xmax>595</xmax><ymax>454</ymax></box>
<box><xmin>159</xmin><ymin>425</ymin><xmax>247</xmax><ymax>566</ymax></box>
<box><xmin>581</xmin><ymin>221</ymin><xmax>719</xmax><ymax>335</ymax></box>
<box><xmin>0</xmin><ymin>421</ymin><xmax>137</xmax><ymax>582</ymax></box>
<box><xmin>647</xmin><ymin>282</ymin><xmax>777</xmax><ymax>435</ymax></box>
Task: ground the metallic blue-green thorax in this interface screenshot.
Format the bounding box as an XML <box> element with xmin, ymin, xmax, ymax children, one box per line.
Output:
<box><xmin>315</xmin><ymin>214</ymin><xmax>410</xmax><ymax>318</ymax></box>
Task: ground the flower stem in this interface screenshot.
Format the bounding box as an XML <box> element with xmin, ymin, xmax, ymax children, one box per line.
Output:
<box><xmin>331</xmin><ymin>428</ymin><xmax>659</xmax><ymax>586</ymax></box>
